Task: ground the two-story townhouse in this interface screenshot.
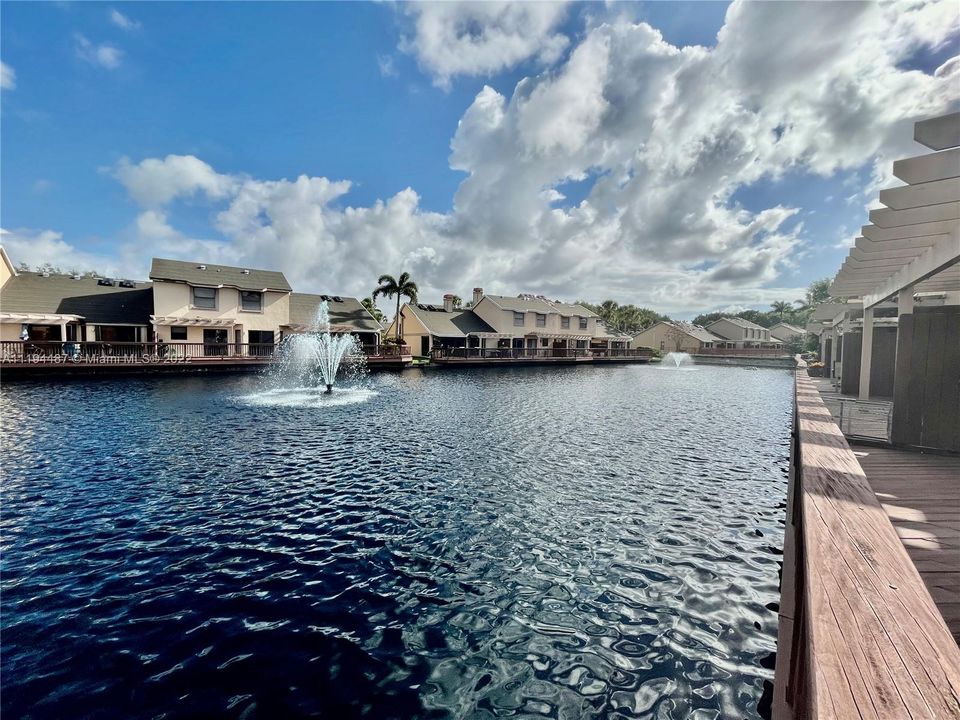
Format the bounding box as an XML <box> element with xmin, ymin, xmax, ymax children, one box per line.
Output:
<box><xmin>150</xmin><ymin>258</ymin><xmax>293</xmax><ymax>353</ymax></box>
<box><xmin>632</xmin><ymin>321</ymin><xmax>726</xmax><ymax>353</ymax></box>
<box><xmin>706</xmin><ymin>317</ymin><xmax>784</xmax><ymax>349</ymax></box>
<box><xmin>470</xmin><ymin>289</ymin><xmax>598</xmax><ymax>354</ymax></box>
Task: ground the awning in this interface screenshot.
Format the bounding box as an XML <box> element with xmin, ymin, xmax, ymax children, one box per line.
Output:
<box><xmin>151</xmin><ymin>315</ymin><xmax>237</xmax><ymax>327</ymax></box>
<box><xmin>465</xmin><ymin>332</ymin><xmax>513</xmax><ymax>339</ymax></box>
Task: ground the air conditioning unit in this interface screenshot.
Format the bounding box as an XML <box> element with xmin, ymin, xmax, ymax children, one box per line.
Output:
<box><xmin>197</xmin><ymin>265</ymin><xmax>207</xmax><ymax>270</ymax></box>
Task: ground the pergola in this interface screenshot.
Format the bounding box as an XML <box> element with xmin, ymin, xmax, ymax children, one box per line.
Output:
<box><xmin>150</xmin><ymin>316</ymin><xmax>237</xmax><ymax>328</ymax></box>
<box><xmin>828</xmin><ymin>112</ymin><xmax>960</xmax><ymax>400</ymax></box>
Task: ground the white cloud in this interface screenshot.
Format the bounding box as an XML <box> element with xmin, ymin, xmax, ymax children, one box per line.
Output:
<box><xmin>16</xmin><ymin>0</ymin><xmax>958</xmax><ymax>316</ymax></box>
<box><xmin>113</xmin><ymin>155</ymin><xmax>238</xmax><ymax>208</ymax></box>
<box><xmin>0</xmin><ymin>61</ymin><xmax>15</xmax><ymax>90</ymax></box>
<box><xmin>109</xmin><ymin>8</ymin><xmax>141</xmax><ymax>31</ymax></box>
<box><xmin>377</xmin><ymin>54</ymin><xmax>398</xmax><ymax>78</ymax></box>
<box><xmin>0</xmin><ymin>228</ymin><xmax>126</xmax><ymax>276</ymax></box>
<box><xmin>75</xmin><ymin>34</ymin><xmax>124</xmax><ymax>69</ymax></box>
<box><xmin>401</xmin><ymin>1</ymin><xmax>570</xmax><ymax>88</ymax></box>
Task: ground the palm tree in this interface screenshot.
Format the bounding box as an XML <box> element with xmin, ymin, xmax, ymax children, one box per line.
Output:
<box><xmin>771</xmin><ymin>300</ymin><xmax>791</xmax><ymax>320</ymax></box>
<box><xmin>361</xmin><ymin>297</ymin><xmax>386</xmax><ymax>324</ymax></box>
<box><xmin>373</xmin><ymin>272</ymin><xmax>418</xmax><ymax>342</ymax></box>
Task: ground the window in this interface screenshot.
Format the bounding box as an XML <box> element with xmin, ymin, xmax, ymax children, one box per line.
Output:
<box><xmin>171</xmin><ymin>326</ymin><xmax>188</xmax><ymax>340</ymax></box>
<box><xmin>192</xmin><ymin>286</ymin><xmax>217</xmax><ymax>309</ymax></box>
<box><xmin>576</xmin><ymin>340</ymin><xmax>588</xmax><ymax>349</ymax></box>
<box><xmin>240</xmin><ymin>290</ymin><xmax>263</xmax><ymax>312</ymax></box>
<box><xmin>513</xmin><ymin>311</ymin><xmax>525</xmax><ymax>326</ymax></box>
<box><xmin>536</xmin><ymin>313</ymin><xmax>546</xmax><ymax>328</ymax></box>
<box><xmin>579</xmin><ymin>317</ymin><xmax>588</xmax><ymax>330</ymax></box>
<box><xmin>561</xmin><ymin>316</ymin><xmax>570</xmax><ymax>329</ymax></box>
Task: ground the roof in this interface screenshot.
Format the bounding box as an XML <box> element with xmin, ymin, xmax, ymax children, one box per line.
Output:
<box><xmin>547</xmin><ymin>301</ymin><xmax>598</xmax><ymax>317</ymax></box>
<box><xmin>287</xmin><ymin>293</ymin><xmax>382</xmax><ymax>332</ymax></box>
<box><xmin>637</xmin><ymin>320</ymin><xmax>723</xmax><ymax>343</ymax></box>
<box><xmin>407</xmin><ymin>304</ymin><xmax>495</xmax><ymax>337</ymax></box>
<box><xmin>150</xmin><ymin>258</ymin><xmax>292</xmax><ymax>292</ymax></box>
<box><xmin>708</xmin><ymin>316</ymin><xmax>768</xmax><ymax>331</ymax></box>
<box><xmin>0</xmin><ymin>272</ymin><xmax>153</xmax><ymax>324</ymax></box>
<box><xmin>771</xmin><ymin>322</ymin><xmax>805</xmax><ymax>335</ymax></box>
<box><xmin>482</xmin><ymin>294</ymin><xmax>557</xmax><ymax>313</ymax></box>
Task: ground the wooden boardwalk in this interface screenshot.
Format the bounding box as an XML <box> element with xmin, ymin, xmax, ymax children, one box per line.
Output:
<box><xmin>854</xmin><ymin>444</ymin><xmax>960</xmax><ymax>644</ymax></box>
<box><xmin>774</xmin><ymin>369</ymin><xmax>960</xmax><ymax>719</ymax></box>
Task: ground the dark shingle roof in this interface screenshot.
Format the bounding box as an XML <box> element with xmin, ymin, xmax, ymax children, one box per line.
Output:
<box><xmin>150</xmin><ymin>258</ymin><xmax>292</xmax><ymax>292</ymax></box>
<box><xmin>407</xmin><ymin>304</ymin><xmax>495</xmax><ymax>337</ymax></box>
<box><xmin>287</xmin><ymin>293</ymin><xmax>382</xmax><ymax>333</ymax></box>
<box><xmin>0</xmin><ymin>272</ymin><xmax>153</xmax><ymax>324</ymax></box>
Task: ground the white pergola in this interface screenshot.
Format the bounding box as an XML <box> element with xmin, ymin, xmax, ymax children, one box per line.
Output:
<box><xmin>829</xmin><ymin>112</ymin><xmax>960</xmax><ymax>399</ymax></box>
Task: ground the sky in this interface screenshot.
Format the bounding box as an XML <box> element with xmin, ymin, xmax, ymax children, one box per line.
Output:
<box><xmin>1</xmin><ymin>1</ymin><xmax>958</xmax><ymax>318</ymax></box>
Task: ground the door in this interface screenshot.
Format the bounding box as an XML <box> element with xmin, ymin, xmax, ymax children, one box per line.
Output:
<box><xmin>203</xmin><ymin>329</ymin><xmax>228</xmax><ymax>356</ymax></box>
<box><xmin>421</xmin><ymin>336</ymin><xmax>430</xmax><ymax>357</ymax></box>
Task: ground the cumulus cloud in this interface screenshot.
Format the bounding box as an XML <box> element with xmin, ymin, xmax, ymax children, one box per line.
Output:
<box><xmin>0</xmin><ymin>228</ymin><xmax>126</xmax><ymax>276</ymax></box>
<box><xmin>75</xmin><ymin>34</ymin><xmax>124</xmax><ymax>69</ymax></box>
<box><xmin>0</xmin><ymin>61</ymin><xmax>15</xmax><ymax>90</ymax></box>
<box><xmin>401</xmin><ymin>1</ymin><xmax>570</xmax><ymax>88</ymax></box>
<box><xmin>13</xmin><ymin>0</ymin><xmax>958</xmax><ymax>316</ymax></box>
<box><xmin>109</xmin><ymin>8</ymin><xmax>141</xmax><ymax>31</ymax></box>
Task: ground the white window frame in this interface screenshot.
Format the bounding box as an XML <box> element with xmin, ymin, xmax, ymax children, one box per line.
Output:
<box><xmin>513</xmin><ymin>311</ymin><xmax>525</xmax><ymax>327</ymax></box>
<box><xmin>561</xmin><ymin>316</ymin><xmax>570</xmax><ymax>329</ymax></box>
<box><xmin>579</xmin><ymin>317</ymin><xmax>588</xmax><ymax>330</ymax></box>
<box><xmin>535</xmin><ymin>313</ymin><xmax>546</xmax><ymax>328</ymax></box>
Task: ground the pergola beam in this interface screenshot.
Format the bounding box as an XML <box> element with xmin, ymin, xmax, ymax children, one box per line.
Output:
<box><xmin>862</xmin><ymin>228</ymin><xmax>960</xmax><ymax>308</ymax></box>
<box><xmin>893</xmin><ymin>148</ymin><xmax>960</xmax><ymax>184</ymax></box>
<box><xmin>878</xmin><ymin>177</ymin><xmax>960</xmax><ymax>210</ymax></box>
<box><xmin>869</xmin><ymin>202</ymin><xmax>960</xmax><ymax>228</ymax></box>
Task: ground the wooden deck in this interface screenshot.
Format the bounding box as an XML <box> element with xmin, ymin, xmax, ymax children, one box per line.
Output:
<box><xmin>854</xmin><ymin>444</ymin><xmax>960</xmax><ymax>644</ymax></box>
<box><xmin>774</xmin><ymin>369</ymin><xmax>960</xmax><ymax>719</ymax></box>
<box><xmin>812</xmin><ymin>376</ymin><xmax>893</xmax><ymax>442</ymax></box>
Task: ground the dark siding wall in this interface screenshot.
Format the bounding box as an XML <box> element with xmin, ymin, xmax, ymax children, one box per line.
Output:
<box><xmin>891</xmin><ymin>307</ymin><xmax>960</xmax><ymax>452</ymax></box>
<box><xmin>870</xmin><ymin>327</ymin><xmax>898</xmax><ymax>399</ymax></box>
<box><xmin>841</xmin><ymin>332</ymin><xmax>861</xmax><ymax>396</ymax></box>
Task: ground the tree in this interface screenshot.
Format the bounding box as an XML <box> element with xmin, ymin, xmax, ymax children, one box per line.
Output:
<box><xmin>372</xmin><ymin>272</ymin><xmax>418</xmax><ymax>341</ymax></box>
<box><xmin>771</xmin><ymin>300</ymin><xmax>791</xmax><ymax>320</ymax></box>
<box><xmin>451</xmin><ymin>295</ymin><xmax>463</xmax><ymax>309</ymax></box>
<box><xmin>361</xmin><ymin>297</ymin><xmax>386</xmax><ymax>324</ymax></box>
<box><xmin>577</xmin><ymin>300</ymin><xmax>667</xmax><ymax>336</ymax></box>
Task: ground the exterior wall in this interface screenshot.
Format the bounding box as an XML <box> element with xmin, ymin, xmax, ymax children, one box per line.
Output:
<box><xmin>708</xmin><ymin>318</ymin><xmax>775</xmax><ymax>347</ymax></box>
<box><xmin>152</xmin><ymin>281</ymin><xmax>290</xmax><ymax>342</ymax></box>
<box><xmin>395</xmin><ymin>306</ymin><xmax>431</xmax><ymax>355</ymax></box>
<box><xmin>0</xmin><ymin>252</ymin><xmax>14</xmax><ymax>290</ymax></box>
<box><xmin>1</xmin><ymin>324</ymin><xmax>23</xmax><ymax>341</ymax></box>
<box><xmin>472</xmin><ymin>297</ymin><xmax>598</xmax><ymax>338</ymax></box>
<box><xmin>771</xmin><ymin>323</ymin><xmax>803</xmax><ymax>340</ymax></box>
<box><xmin>891</xmin><ymin>306</ymin><xmax>960</xmax><ymax>452</ymax></box>
<box><xmin>633</xmin><ymin>323</ymin><xmax>702</xmax><ymax>353</ymax></box>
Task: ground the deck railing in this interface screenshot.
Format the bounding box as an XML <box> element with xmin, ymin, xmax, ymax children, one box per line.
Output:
<box><xmin>773</xmin><ymin>368</ymin><xmax>960</xmax><ymax>718</ymax></box>
<box><xmin>432</xmin><ymin>347</ymin><xmax>591</xmax><ymax>360</ymax></box>
<box><xmin>432</xmin><ymin>347</ymin><xmax>654</xmax><ymax>360</ymax></box>
<box><xmin>695</xmin><ymin>346</ymin><xmax>788</xmax><ymax>356</ymax></box>
<box><xmin>0</xmin><ymin>340</ymin><xmax>407</xmax><ymax>364</ymax></box>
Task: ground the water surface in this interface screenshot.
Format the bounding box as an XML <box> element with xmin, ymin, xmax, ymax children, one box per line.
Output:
<box><xmin>1</xmin><ymin>364</ymin><xmax>792</xmax><ymax>719</ymax></box>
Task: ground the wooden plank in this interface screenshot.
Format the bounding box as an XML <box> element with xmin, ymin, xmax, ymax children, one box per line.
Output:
<box><xmin>780</xmin><ymin>372</ymin><xmax>960</xmax><ymax>719</ymax></box>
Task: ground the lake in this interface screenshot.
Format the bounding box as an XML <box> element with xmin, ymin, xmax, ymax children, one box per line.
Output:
<box><xmin>0</xmin><ymin>363</ymin><xmax>793</xmax><ymax>719</ymax></box>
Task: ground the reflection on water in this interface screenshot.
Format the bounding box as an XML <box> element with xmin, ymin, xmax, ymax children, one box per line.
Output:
<box><xmin>1</xmin><ymin>365</ymin><xmax>792</xmax><ymax>719</ymax></box>
<box><xmin>237</xmin><ymin>386</ymin><xmax>379</xmax><ymax>408</ymax></box>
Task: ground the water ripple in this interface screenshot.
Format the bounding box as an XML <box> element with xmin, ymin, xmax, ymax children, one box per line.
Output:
<box><xmin>1</xmin><ymin>365</ymin><xmax>791</xmax><ymax>719</ymax></box>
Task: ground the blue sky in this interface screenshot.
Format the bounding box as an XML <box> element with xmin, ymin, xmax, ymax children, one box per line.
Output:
<box><xmin>1</xmin><ymin>1</ymin><xmax>957</xmax><ymax>317</ymax></box>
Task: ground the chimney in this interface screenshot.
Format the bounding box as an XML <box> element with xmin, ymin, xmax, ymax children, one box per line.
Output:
<box><xmin>472</xmin><ymin>287</ymin><xmax>483</xmax><ymax>306</ymax></box>
<box><xmin>443</xmin><ymin>293</ymin><xmax>454</xmax><ymax>312</ymax></box>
